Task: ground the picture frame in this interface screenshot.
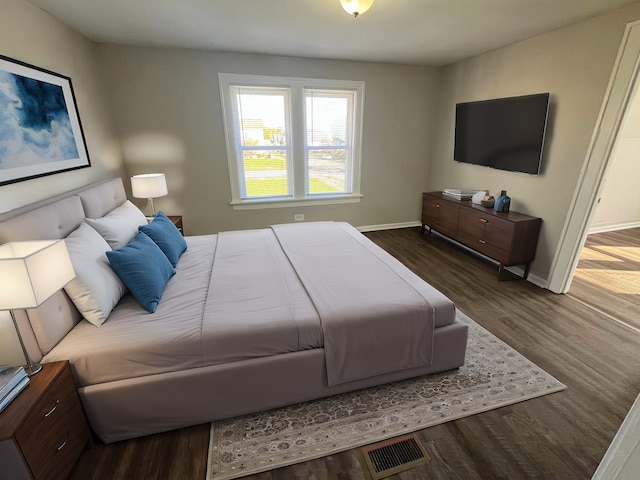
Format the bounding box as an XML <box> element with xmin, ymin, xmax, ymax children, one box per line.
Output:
<box><xmin>0</xmin><ymin>54</ymin><xmax>91</xmax><ymax>186</ymax></box>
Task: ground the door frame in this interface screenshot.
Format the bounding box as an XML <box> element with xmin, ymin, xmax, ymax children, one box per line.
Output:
<box><xmin>547</xmin><ymin>20</ymin><xmax>640</xmax><ymax>293</ymax></box>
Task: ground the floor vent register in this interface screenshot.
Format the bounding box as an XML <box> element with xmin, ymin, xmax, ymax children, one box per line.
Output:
<box><xmin>361</xmin><ymin>434</ymin><xmax>431</xmax><ymax>479</ymax></box>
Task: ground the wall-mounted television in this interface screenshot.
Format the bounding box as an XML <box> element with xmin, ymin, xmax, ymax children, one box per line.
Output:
<box><xmin>454</xmin><ymin>93</ymin><xmax>550</xmax><ymax>175</ymax></box>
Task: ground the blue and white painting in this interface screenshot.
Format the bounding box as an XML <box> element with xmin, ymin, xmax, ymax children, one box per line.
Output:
<box><xmin>0</xmin><ymin>56</ymin><xmax>90</xmax><ymax>186</ymax></box>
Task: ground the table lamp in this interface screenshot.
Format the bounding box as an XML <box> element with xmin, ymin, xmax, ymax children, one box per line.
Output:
<box><xmin>131</xmin><ymin>173</ymin><xmax>168</xmax><ymax>217</ymax></box>
<box><xmin>0</xmin><ymin>240</ymin><xmax>75</xmax><ymax>376</ymax></box>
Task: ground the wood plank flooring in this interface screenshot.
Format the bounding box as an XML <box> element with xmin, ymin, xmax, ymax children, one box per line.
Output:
<box><xmin>567</xmin><ymin>226</ymin><xmax>640</xmax><ymax>331</ymax></box>
<box><xmin>69</xmin><ymin>227</ymin><xmax>640</xmax><ymax>480</ymax></box>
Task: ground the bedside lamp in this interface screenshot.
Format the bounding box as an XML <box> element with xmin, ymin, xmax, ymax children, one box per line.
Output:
<box><xmin>0</xmin><ymin>240</ymin><xmax>75</xmax><ymax>376</ymax></box>
<box><xmin>131</xmin><ymin>173</ymin><xmax>168</xmax><ymax>217</ymax></box>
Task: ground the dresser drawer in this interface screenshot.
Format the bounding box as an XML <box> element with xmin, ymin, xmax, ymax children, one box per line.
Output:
<box><xmin>15</xmin><ymin>367</ymin><xmax>89</xmax><ymax>480</ymax></box>
<box><xmin>421</xmin><ymin>192</ymin><xmax>542</xmax><ymax>279</ymax></box>
<box><xmin>422</xmin><ymin>193</ymin><xmax>459</xmax><ymax>238</ymax></box>
<box><xmin>457</xmin><ymin>208</ymin><xmax>514</xmax><ymax>262</ymax></box>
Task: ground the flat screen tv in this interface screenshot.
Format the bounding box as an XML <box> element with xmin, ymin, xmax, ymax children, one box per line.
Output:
<box><xmin>454</xmin><ymin>93</ymin><xmax>550</xmax><ymax>175</ymax></box>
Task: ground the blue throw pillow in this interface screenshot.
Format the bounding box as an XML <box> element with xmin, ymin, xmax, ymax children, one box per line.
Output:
<box><xmin>106</xmin><ymin>232</ymin><xmax>175</xmax><ymax>313</ymax></box>
<box><xmin>138</xmin><ymin>211</ymin><xmax>187</xmax><ymax>267</ymax></box>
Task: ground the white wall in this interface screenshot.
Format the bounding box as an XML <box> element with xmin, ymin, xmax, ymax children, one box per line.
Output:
<box><xmin>427</xmin><ymin>3</ymin><xmax>640</xmax><ymax>284</ymax></box>
<box><xmin>590</xmin><ymin>81</ymin><xmax>640</xmax><ymax>232</ymax></box>
<box><xmin>97</xmin><ymin>46</ymin><xmax>442</xmax><ymax>235</ymax></box>
<box><xmin>0</xmin><ymin>0</ymin><xmax>124</xmax><ymax>366</ymax></box>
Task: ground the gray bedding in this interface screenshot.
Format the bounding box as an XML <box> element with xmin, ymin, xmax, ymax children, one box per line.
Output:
<box><xmin>44</xmin><ymin>222</ymin><xmax>454</xmax><ymax>389</ymax></box>
<box><xmin>0</xmin><ymin>178</ymin><xmax>468</xmax><ymax>443</ymax></box>
<box><xmin>273</xmin><ymin>221</ymin><xmax>452</xmax><ymax>386</ymax></box>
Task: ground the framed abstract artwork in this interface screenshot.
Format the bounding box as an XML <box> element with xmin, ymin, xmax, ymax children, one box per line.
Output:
<box><xmin>0</xmin><ymin>54</ymin><xmax>90</xmax><ymax>186</ymax></box>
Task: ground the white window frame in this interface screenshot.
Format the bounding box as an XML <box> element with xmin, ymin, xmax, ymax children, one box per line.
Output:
<box><xmin>219</xmin><ymin>73</ymin><xmax>365</xmax><ymax>210</ymax></box>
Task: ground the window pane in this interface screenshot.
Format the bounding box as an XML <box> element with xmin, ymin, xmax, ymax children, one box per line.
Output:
<box><xmin>220</xmin><ymin>74</ymin><xmax>364</xmax><ymax>206</ymax></box>
<box><xmin>231</xmin><ymin>86</ymin><xmax>290</xmax><ymax>197</ymax></box>
<box><xmin>305</xmin><ymin>90</ymin><xmax>353</xmax><ymax>194</ymax></box>
<box><xmin>307</xmin><ymin>149</ymin><xmax>346</xmax><ymax>194</ymax></box>
<box><xmin>241</xmin><ymin>150</ymin><xmax>289</xmax><ymax>197</ymax></box>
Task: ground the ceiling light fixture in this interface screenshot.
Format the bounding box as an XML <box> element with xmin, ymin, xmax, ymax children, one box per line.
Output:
<box><xmin>340</xmin><ymin>0</ymin><xmax>374</xmax><ymax>18</ymax></box>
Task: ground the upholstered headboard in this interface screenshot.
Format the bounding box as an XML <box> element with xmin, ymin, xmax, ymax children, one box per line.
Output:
<box><xmin>0</xmin><ymin>178</ymin><xmax>127</xmax><ymax>363</ymax></box>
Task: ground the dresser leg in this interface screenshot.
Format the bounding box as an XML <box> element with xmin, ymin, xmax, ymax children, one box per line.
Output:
<box><xmin>498</xmin><ymin>263</ymin><xmax>531</xmax><ymax>281</ymax></box>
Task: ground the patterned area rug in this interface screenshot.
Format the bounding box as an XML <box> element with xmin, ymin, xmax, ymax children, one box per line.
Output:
<box><xmin>206</xmin><ymin>310</ymin><xmax>566</xmax><ymax>479</ymax></box>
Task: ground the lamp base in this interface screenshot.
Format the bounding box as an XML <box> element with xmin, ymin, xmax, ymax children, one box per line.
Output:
<box><xmin>147</xmin><ymin>197</ymin><xmax>156</xmax><ymax>217</ymax></box>
<box><xmin>24</xmin><ymin>363</ymin><xmax>42</xmax><ymax>376</ymax></box>
<box><xmin>10</xmin><ymin>310</ymin><xmax>43</xmax><ymax>377</ymax></box>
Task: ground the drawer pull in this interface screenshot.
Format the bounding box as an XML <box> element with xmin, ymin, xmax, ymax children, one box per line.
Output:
<box><xmin>45</xmin><ymin>400</ymin><xmax>60</xmax><ymax>418</ymax></box>
<box><xmin>479</xmin><ymin>239</ymin><xmax>487</xmax><ymax>244</ymax></box>
<box><xmin>57</xmin><ymin>436</ymin><xmax>68</xmax><ymax>452</ymax></box>
<box><xmin>435</xmin><ymin>204</ymin><xmax>440</xmax><ymax>208</ymax></box>
<box><xmin>480</xmin><ymin>218</ymin><xmax>488</xmax><ymax>223</ymax></box>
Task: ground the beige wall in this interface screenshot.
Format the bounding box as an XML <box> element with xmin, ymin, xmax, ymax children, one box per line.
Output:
<box><xmin>98</xmin><ymin>3</ymin><xmax>640</xmax><ymax>285</ymax></box>
<box><xmin>427</xmin><ymin>3</ymin><xmax>640</xmax><ymax>284</ymax></box>
<box><xmin>97</xmin><ymin>46</ymin><xmax>441</xmax><ymax>235</ymax></box>
<box><xmin>591</xmin><ymin>79</ymin><xmax>640</xmax><ymax>232</ymax></box>
<box><xmin>2</xmin><ymin>0</ymin><xmax>639</xmax><ymax>291</ymax></box>
<box><xmin>0</xmin><ymin>0</ymin><xmax>124</xmax><ymax>365</ymax></box>
<box><xmin>0</xmin><ymin>0</ymin><xmax>125</xmax><ymax>215</ymax></box>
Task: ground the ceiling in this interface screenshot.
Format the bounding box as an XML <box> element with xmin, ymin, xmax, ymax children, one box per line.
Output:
<box><xmin>26</xmin><ymin>0</ymin><xmax>640</xmax><ymax>66</ymax></box>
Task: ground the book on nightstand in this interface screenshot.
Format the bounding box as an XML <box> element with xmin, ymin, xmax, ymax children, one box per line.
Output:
<box><xmin>0</xmin><ymin>366</ymin><xmax>29</xmax><ymax>413</ymax></box>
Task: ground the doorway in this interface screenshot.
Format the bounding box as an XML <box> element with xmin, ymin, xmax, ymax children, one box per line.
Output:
<box><xmin>566</xmin><ymin>60</ymin><xmax>640</xmax><ymax>331</ymax></box>
<box><xmin>568</xmin><ymin>227</ymin><xmax>640</xmax><ymax>332</ymax></box>
<box><xmin>547</xmin><ymin>19</ymin><xmax>640</xmax><ymax>294</ymax></box>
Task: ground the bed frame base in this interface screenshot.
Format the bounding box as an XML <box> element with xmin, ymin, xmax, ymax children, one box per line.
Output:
<box><xmin>82</xmin><ymin>321</ymin><xmax>468</xmax><ymax>443</ymax></box>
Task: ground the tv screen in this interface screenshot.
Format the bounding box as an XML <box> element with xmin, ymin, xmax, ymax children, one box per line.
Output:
<box><xmin>454</xmin><ymin>93</ymin><xmax>550</xmax><ymax>175</ymax></box>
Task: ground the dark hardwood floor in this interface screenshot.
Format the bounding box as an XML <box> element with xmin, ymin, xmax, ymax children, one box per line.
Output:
<box><xmin>69</xmin><ymin>227</ymin><xmax>640</xmax><ymax>480</ymax></box>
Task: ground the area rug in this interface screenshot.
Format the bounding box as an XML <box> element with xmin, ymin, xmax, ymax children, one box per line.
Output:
<box><xmin>206</xmin><ymin>310</ymin><xmax>566</xmax><ymax>479</ymax></box>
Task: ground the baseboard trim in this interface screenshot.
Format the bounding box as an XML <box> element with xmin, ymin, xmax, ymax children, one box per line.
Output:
<box><xmin>589</xmin><ymin>221</ymin><xmax>640</xmax><ymax>234</ymax></box>
<box><xmin>357</xmin><ymin>221</ymin><xmax>422</xmax><ymax>232</ymax></box>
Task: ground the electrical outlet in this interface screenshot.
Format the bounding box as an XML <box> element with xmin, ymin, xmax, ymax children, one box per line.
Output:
<box><xmin>294</xmin><ymin>214</ymin><xmax>304</xmax><ymax>221</ymax></box>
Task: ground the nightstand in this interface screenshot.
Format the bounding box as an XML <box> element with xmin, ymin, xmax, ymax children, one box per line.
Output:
<box><xmin>167</xmin><ymin>215</ymin><xmax>183</xmax><ymax>235</ymax></box>
<box><xmin>0</xmin><ymin>361</ymin><xmax>90</xmax><ymax>480</ymax></box>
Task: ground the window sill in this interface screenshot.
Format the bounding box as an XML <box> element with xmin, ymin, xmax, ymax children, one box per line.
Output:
<box><xmin>230</xmin><ymin>194</ymin><xmax>363</xmax><ymax>210</ymax></box>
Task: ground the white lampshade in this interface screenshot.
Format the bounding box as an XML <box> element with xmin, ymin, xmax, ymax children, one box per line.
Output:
<box><xmin>340</xmin><ymin>0</ymin><xmax>374</xmax><ymax>17</ymax></box>
<box><xmin>131</xmin><ymin>173</ymin><xmax>168</xmax><ymax>217</ymax></box>
<box><xmin>131</xmin><ymin>173</ymin><xmax>168</xmax><ymax>199</ymax></box>
<box><xmin>0</xmin><ymin>240</ymin><xmax>75</xmax><ymax>310</ymax></box>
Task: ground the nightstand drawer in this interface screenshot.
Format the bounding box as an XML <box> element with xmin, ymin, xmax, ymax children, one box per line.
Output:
<box><xmin>15</xmin><ymin>367</ymin><xmax>89</xmax><ymax>480</ymax></box>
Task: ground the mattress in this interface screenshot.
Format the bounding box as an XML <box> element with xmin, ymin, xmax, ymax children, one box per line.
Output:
<box><xmin>44</xmin><ymin>223</ymin><xmax>455</xmax><ymax>388</ymax></box>
<box><xmin>44</xmin><ymin>232</ymin><xmax>323</xmax><ymax>387</ymax></box>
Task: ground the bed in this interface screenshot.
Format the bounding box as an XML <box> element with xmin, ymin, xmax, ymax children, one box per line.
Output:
<box><xmin>0</xmin><ymin>178</ymin><xmax>468</xmax><ymax>443</ymax></box>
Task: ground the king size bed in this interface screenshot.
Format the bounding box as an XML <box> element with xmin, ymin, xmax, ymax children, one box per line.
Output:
<box><xmin>0</xmin><ymin>178</ymin><xmax>468</xmax><ymax>444</ymax></box>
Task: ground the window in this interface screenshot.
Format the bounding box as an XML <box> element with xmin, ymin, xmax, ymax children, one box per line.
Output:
<box><xmin>219</xmin><ymin>74</ymin><xmax>364</xmax><ymax>209</ymax></box>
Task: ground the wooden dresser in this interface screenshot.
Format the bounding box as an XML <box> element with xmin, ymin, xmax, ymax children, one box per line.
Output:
<box><xmin>421</xmin><ymin>191</ymin><xmax>542</xmax><ymax>279</ymax></box>
<box><xmin>0</xmin><ymin>361</ymin><xmax>90</xmax><ymax>480</ymax></box>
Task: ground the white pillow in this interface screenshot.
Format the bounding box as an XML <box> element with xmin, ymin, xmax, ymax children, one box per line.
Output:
<box><xmin>85</xmin><ymin>200</ymin><xmax>148</xmax><ymax>249</ymax></box>
<box><xmin>64</xmin><ymin>223</ymin><xmax>127</xmax><ymax>327</ymax></box>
